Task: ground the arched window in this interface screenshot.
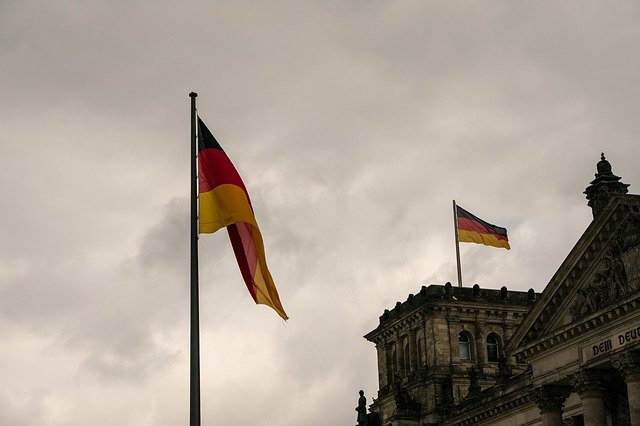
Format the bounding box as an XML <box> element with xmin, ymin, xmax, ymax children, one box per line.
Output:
<box><xmin>458</xmin><ymin>332</ymin><xmax>472</xmax><ymax>360</ymax></box>
<box><xmin>487</xmin><ymin>333</ymin><xmax>501</xmax><ymax>362</ymax></box>
<box><xmin>417</xmin><ymin>337</ymin><xmax>424</xmax><ymax>367</ymax></box>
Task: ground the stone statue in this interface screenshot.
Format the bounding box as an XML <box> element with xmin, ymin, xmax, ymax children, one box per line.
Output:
<box><xmin>467</xmin><ymin>366</ymin><xmax>481</xmax><ymax>398</ymax></box>
<box><xmin>570</xmin><ymin>248</ymin><xmax>632</xmax><ymax>320</ymax></box>
<box><xmin>392</xmin><ymin>375</ymin><xmax>404</xmax><ymax>407</ymax></box>
<box><xmin>356</xmin><ymin>390</ymin><xmax>368</xmax><ymax>425</ymax></box>
<box><xmin>497</xmin><ymin>354</ymin><xmax>512</xmax><ymax>382</ymax></box>
<box><xmin>604</xmin><ymin>251</ymin><xmax>628</xmax><ymax>300</ymax></box>
<box><xmin>392</xmin><ymin>375</ymin><xmax>421</xmax><ymax>412</ymax></box>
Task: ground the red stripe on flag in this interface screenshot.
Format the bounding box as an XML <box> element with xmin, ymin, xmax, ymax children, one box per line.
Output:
<box><xmin>198</xmin><ymin>148</ymin><xmax>248</xmax><ymax>195</ymax></box>
<box><xmin>457</xmin><ymin>216</ymin><xmax>508</xmax><ymax>239</ymax></box>
<box><xmin>227</xmin><ymin>223</ymin><xmax>258</xmax><ymax>301</ymax></box>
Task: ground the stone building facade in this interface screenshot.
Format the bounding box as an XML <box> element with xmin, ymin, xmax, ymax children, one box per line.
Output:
<box><xmin>364</xmin><ymin>283</ymin><xmax>536</xmax><ymax>425</ymax></box>
<box><xmin>360</xmin><ymin>155</ymin><xmax>640</xmax><ymax>426</ymax></box>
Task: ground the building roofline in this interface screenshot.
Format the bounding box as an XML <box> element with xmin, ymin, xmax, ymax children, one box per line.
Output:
<box><xmin>505</xmin><ymin>194</ymin><xmax>640</xmax><ymax>354</ymax></box>
<box><xmin>364</xmin><ymin>283</ymin><xmax>537</xmax><ymax>342</ymax></box>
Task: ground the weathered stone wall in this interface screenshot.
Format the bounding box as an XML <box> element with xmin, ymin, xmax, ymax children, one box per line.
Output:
<box><xmin>365</xmin><ymin>285</ymin><xmax>534</xmax><ymax>426</ymax></box>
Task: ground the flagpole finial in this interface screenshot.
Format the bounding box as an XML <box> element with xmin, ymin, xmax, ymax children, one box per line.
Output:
<box><xmin>189</xmin><ymin>92</ymin><xmax>198</xmax><ymax>98</ymax></box>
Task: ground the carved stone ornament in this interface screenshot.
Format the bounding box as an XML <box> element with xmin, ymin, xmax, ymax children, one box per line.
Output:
<box><xmin>569</xmin><ymin>222</ymin><xmax>640</xmax><ymax>320</ymax></box>
<box><xmin>533</xmin><ymin>385</ymin><xmax>571</xmax><ymax>413</ymax></box>
<box><xmin>621</xmin><ymin>245</ymin><xmax>640</xmax><ymax>293</ymax></box>
<box><xmin>614</xmin><ymin>218</ymin><xmax>640</xmax><ymax>292</ymax></box>
<box><xmin>570</xmin><ymin>370</ymin><xmax>608</xmax><ymax>398</ymax></box>
<box><xmin>612</xmin><ymin>350</ymin><xmax>640</xmax><ymax>382</ymax></box>
<box><xmin>570</xmin><ymin>260</ymin><xmax>624</xmax><ymax>320</ymax></box>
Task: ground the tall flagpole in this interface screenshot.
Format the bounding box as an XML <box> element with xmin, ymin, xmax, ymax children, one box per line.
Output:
<box><xmin>189</xmin><ymin>92</ymin><xmax>201</xmax><ymax>426</ymax></box>
<box><xmin>453</xmin><ymin>200</ymin><xmax>463</xmax><ymax>288</ymax></box>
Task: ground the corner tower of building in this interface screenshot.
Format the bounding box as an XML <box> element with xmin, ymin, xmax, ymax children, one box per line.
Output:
<box><xmin>363</xmin><ymin>283</ymin><xmax>536</xmax><ymax>425</ymax></box>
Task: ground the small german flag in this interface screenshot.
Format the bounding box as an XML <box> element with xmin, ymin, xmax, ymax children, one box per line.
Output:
<box><xmin>456</xmin><ymin>205</ymin><xmax>510</xmax><ymax>250</ymax></box>
<box><xmin>198</xmin><ymin>117</ymin><xmax>288</xmax><ymax>320</ymax></box>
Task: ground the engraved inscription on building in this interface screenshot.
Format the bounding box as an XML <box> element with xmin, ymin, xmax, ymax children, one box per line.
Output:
<box><xmin>581</xmin><ymin>325</ymin><xmax>640</xmax><ymax>362</ymax></box>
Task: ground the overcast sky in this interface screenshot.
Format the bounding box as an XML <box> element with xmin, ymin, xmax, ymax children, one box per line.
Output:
<box><xmin>2</xmin><ymin>1</ymin><xmax>640</xmax><ymax>425</ymax></box>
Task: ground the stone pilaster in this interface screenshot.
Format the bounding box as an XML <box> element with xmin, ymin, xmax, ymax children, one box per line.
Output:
<box><xmin>387</xmin><ymin>341</ymin><xmax>397</xmax><ymax>383</ymax></box>
<box><xmin>408</xmin><ymin>329</ymin><xmax>417</xmax><ymax>373</ymax></box>
<box><xmin>503</xmin><ymin>320</ymin><xmax>518</xmax><ymax>365</ymax></box>
<box><xmin>571</xmin><ymin>370</ymin><xmax>608</xmax><ymax>426</ymax></box>
<box><xmin>397</xmin><ymin>333</ymin><xmax>405</xmax><ymax>376</ymax></box>
<box><xmin>475</xmin><ymin>321</ymin><xmax>486</xmax><ymax>368</ymax></box>
<box><xmin>376</xmin><ymin>340</ymin><xmax>388</xmax><ymax>389</ymax></box>
<box><xmin>503</xmin><ymin>322</ymin><xmax>513</xmax><ymax>342</ymax></box>
<box><xmin>447</xmin><ymin>317</ymin><xmax>460</xmax><ymax>365</ymax></box>
<box><xmin>534</xmin><ymin>385</ymin><xmax>571</xmax><ymax>426</ymax></box>
<box><xmin>613</xmin><ymin>351</ymin><xmax>640</xmax><ymax>426</ymax></box>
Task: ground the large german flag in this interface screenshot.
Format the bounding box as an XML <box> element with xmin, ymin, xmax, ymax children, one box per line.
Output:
<box><xmin>197</xmin><ymin>117</ymin><xmax>288</xmax><ymax>320</ymax></box>
<box><xmin>456</xmin><ymin>205</ymin><xmax>510</xmax><ymax>250</ymax></box>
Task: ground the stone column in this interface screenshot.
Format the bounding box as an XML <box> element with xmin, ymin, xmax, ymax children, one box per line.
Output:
<box><xmin>376</xmin><ymin>340</ymin><xmax>388</xmax><ymax>389</ymax></box>
<box><xmin>397</xmin><ymin>333</ymin><xmax>406</xmax><ymax>376</ymax></box>
<box><xmin>571</xmin><ymin>370</ymin><xmax>608</xmax><ymax>426</ymax></box>
<box><xmin>613</xmin><ymin>351</ymin><xmax>640</xmax><ymax>426</ymax></box>
<box><xmin>418</xmin><ymin>313</ymin><xmax>427</xmax><ymax>369</ymax></box>
<box><xmin>408</xmin><ymin>329</ymin><xmax>418</xmax><ymax>373</ymax></box>
<box><xmin>475</xmin><ymin>321</ymin><xmax>486</xmax><ymax>368</ymax></box>
<box><xmin>447</xmin><ymin>317</ymin><xmax>459</xmax><ymax>365</ymax></box>
<box><xmin>533</xmin><ymin>385</ymin><xmax>571</xmax><ymax>426</ymax></box>
<box><xmin>503</xmin><ymin>322</ymin><xmax>517</xmax><ymax>365</ymax></box>
<box><xmin>503</xmin><ymin>321</ymin><xmax>513</xmax><ymax>342</ymax></box>
<box><xmin>386</xmin><ymin>341</ymin><xmax>395</xmax><ymax>385</ymax></box>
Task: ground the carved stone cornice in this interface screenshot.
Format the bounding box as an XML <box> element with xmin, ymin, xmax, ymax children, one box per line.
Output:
<box><xmin>368</xmin><ymin>311</ymin><xmax>425</xmax><ymax>343</ymax></box>
<box><xmin>533</xmin><ymin>385</ymin><xmax>571</xmax><ymax>413</ymax></box>
<box><xmin>446</xmin><ymin>383</ymin><xmax>536</xmax><ymax>425</ymax></box>
<box><xmin>515</xmin><ymin>296</ymin><xmax>640</xmax><ymax>360</ymax></box>
<box><xmin>366</xmin><ymin>284</ymin><xmax>536</xmax><ymax>344</ymax></box>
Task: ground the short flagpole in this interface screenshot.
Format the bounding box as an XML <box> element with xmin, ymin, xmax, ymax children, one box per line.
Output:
<box><xmin>189</xmin><ymin>92</ymin><xmax>201</xmax><ymax>426</ymax></box>
<box><xmin>453</xmin><ymin>200</ymin><xmax>463</xmax><ymax>288</ymax></box>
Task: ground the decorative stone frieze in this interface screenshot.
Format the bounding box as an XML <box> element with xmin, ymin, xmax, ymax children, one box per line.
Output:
<box><xmin>570</xmin><ymin>250</ymin><xmax>628</xmax><ymax>320</ymax></box>
<box><xmin>569</xmin><ymin>218</ymin><xmax>640</xmax><ymax>322</ymax></box>
<box><xmin>622</xmin><ymin>244</ymin><xmax>640</xmax><ymax>293</ymax></box>
<box><xmin>515</xmin><ymin>201</ymin><xmax>640</xmax><ymax>350</ymax></box>
<box><xmin>518</xmin><ymin>297</ymin><xmax>640</xmax><ymax>360</ymax></box>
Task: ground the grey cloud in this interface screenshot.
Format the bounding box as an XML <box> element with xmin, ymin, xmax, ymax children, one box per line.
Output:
<box><xmin>82</xmin><ymin>333</ymin><xmax>180</xmax><ymax>382</ymax></box>
<box><xmin>0</xmin><ymin>391</ymin><xmax>45</xmax><ymax>426</ymax></box>
<box><xmin>2</xmin><ymin>1</ymin><xmax>640</xmax><ymax>425</ymax></box>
